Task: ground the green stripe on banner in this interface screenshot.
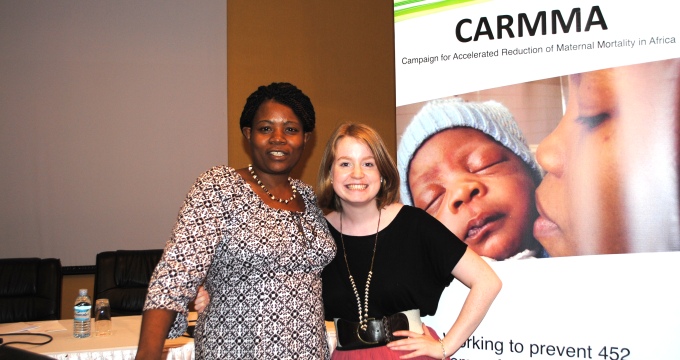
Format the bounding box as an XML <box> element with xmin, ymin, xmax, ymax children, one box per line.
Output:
<box><xmin>394</xmin><ymin>0</ymin><xmax>487</xmax><ymax>22</ymax></box>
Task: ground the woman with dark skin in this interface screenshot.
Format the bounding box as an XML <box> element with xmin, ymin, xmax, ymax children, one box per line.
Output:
<box><xmin>534</xmin><ymin>59</ymin><xmax>680</xmax><ymax>256</ymax></box>
<box><xmin>398</xmin><ymin>99</ymin><xmax>544</xmax><ymax>261</ymax></box>
<box><xmin>135</xmin><ymin>82</ymin><xmax>336</xmax><ymax>359</ymax></box>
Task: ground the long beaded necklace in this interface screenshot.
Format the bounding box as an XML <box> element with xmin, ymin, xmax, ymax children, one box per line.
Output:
<box><xmin>248</xmin><ymin>164</ymin><xmax>297</xmax><ymax>204</ymax></box>
<box><xmin>339</xmin><ymin>209</ymin><xmax>381</xmax><ymax>331</ymax></box>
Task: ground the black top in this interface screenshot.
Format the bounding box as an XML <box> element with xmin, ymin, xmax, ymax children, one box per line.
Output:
<box><xmin>322</xmin><ymin>205</ymin><xmax>468</xmax><ymax>321</ymax></box>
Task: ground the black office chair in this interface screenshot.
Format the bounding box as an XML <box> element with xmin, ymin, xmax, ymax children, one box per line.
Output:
<box><xmin>93</xmin><ymin>249</ymin><xmax>163</xmax><ymax>316</ymax></box>
<box><xmin>0</xmin><ymin>258</ymin><xmax>62</xmax><ymax>323</ymax></box>
<box><xmin>0</xmin><ymin>346</ymin><xmax>56</xmax><ymax>360</ymax></box>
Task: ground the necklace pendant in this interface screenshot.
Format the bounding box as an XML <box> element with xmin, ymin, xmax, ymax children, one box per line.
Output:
<box><xmin>340</xmin><ymin>210</ymin><xmax>381</xmax><ymax>327</ymax></box>
<box><xmin>248</xmin><ymin>164</ymin><xmax>297</xmax><ymax>204</ymax></box>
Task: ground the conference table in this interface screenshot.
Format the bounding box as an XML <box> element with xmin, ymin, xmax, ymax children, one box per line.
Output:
<box><xmin>1</xmin><ymin>315</ymin><xmax>194</xmax><ymax>360</ymax></box>
<box><xmin>1</xmin><ymin>315</ymin><xmax>337</xmax><ymax>359</ymax></box>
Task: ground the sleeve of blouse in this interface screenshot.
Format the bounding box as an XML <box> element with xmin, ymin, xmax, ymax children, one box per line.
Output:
<box><xmin>143</xmin><ymin>167</ymin><xmax>228</xmax><ymax>338</ymax></box>
<box><xmin>413</xmin><ymin>206</ymin><xmax>468</xmax><ymax>286</ymax></box>
<box><xmin>301</xmin><ymin>183</ymin><xmax>337</xmax><ymax>257</ymax></box>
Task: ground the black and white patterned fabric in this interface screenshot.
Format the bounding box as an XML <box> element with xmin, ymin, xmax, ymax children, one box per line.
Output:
<box><xmin>144</xmin><ymin>166</ymin><xmax>336</xmax><ymax>359</ymax></box>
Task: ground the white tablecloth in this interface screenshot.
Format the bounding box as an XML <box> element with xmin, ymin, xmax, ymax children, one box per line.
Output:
<box><xmin>6</xmin><ymin>315</ymin><xmax>335</xmax><ymax>359</ymax></box>
<box><xmin>6</xmin><ymin>316</ymin><xmax>193</xmax><ymax>360</ymax></box>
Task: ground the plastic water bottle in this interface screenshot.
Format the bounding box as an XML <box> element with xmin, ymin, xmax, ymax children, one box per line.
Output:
<box><xmin>73</xmin><ymin>288</ymin><xmax>92</xmax><ymax>338</ymax></box>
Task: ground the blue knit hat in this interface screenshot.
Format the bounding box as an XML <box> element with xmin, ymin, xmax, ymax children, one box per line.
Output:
<box><xmin>397</xmin><ymin>98</ymin><xmax>542</xmax><ymax>206</ymax></box>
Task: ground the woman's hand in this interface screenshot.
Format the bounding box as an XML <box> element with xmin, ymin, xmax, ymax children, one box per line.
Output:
<box><xmin>386</xmin><ymin>323</ymin><xmax>443</xmax><ymax>359</ymax></box>
<box><xmin>193</xmin><ymin>285</ymin><xmax>210</xmax><ymax>314</ymax></box>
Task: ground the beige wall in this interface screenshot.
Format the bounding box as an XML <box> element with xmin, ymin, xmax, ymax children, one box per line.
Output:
<box><xmin>227</xmin><ymin>1</ymin><xmax>397</xmax><ymax>186</ymax></box>
<box><xmin>1</xmin><ymin>1</ymin><xmax>227</xmax><ymax>267</ymax></box>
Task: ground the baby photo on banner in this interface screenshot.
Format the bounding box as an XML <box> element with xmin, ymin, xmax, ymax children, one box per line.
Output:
<box><xmin>394</xmin><ymin>0</ymin><xmax>680</xmax><ymax>358</ymax></box>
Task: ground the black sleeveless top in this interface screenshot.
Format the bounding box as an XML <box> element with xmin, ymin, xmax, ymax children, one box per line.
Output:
<box><xmin>322</xmin><ymin>205</ymin><xmax>467</xmax><ymax>321</ymax></box>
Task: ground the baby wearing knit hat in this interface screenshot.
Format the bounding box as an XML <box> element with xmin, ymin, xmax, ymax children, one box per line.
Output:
<box><xmin>398</xmin><ymin>98</ymin><xmax>545</xmax><ymax>260</ymax></box>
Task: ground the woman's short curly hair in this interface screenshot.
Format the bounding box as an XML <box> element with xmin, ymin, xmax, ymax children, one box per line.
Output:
<box><xmin>239</xmin><ymin>82</ymin><xmax>315</xmax><ymax>133</ymax></box>
<box><xmin>317</xmin><ymin>122</ymin><xmax>400</xmax><ymax>211</ymax></box>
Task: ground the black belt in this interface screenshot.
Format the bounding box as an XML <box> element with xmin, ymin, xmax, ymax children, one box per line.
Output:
<box><xmin>335</xmin><ymin>312</ymin><xmax>409</xmax><ymax>351</ymax></box>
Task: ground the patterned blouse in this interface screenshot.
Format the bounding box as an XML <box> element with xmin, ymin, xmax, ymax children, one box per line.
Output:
<box><xmin>144</xmin><ymin>166</ymin><xmax>337</xmax><ymax>359</ymax></box>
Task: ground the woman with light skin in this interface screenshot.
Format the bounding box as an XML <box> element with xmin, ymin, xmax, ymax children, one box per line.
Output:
<box><xmin>318</xmin><ymin>123</ymin><xmax>501</xmax><ymax>359</ymax></box>
<box><xmin>398</xmin><ymin>99</ymin><xmax>544</xmax><ymax>261</ymax></box>
<box><xmin>534</xmin><ymin>59</ymin><xmax>680</xmax><ymax>256</ymax></box>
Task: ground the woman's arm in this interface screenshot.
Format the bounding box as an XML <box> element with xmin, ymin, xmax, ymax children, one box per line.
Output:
<box><xmin>135</xmin><ymin>309</ymin><xmax>177</xmax><ymax>360</ymax></box>
<box><xmin>438</xmin><ymin>247</ymin><xmax>502</xmax><ymax>357</ymax></box>
<box><xmin>387</xmin><ymin>247</ymin><xmax>501</xmax><ymax>359</ymax></box>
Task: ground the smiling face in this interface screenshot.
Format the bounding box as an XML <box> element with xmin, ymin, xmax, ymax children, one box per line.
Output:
<box><xmin>331</xmin><ymin>136</ymin><xmax>382</xmax><ymax>209</ymax></box>
<box><xmin>408</xmin><ymin>128</ymin><xmax>538</xmax><ymax>260</ymax></box>
<box><xmin>242</xmin><ymin>100</ymin><xmax>309</xmax><ymax>175</ymax></box>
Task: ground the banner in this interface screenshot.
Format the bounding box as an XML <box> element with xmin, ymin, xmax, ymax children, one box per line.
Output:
<box><xmin>394</xmin><ymin>0</ymin><xmax>679</xmax><ymax>358</ymax></box>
